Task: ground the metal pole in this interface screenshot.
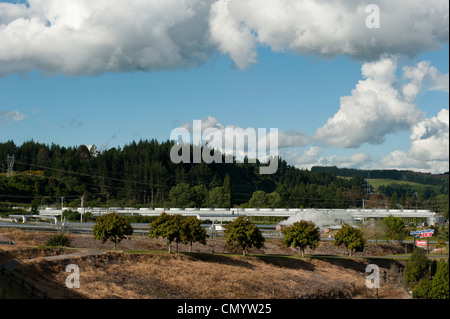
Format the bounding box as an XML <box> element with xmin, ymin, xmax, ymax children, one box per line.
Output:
<box><xmin>81</xmin><ymin>196</ymin><xmax>84</xmax><ymax>223</ymax></box>
<box><xmin>61</xmin><ymin>197</ymin><xmax>64</xmax><ymax>222</ymax></box>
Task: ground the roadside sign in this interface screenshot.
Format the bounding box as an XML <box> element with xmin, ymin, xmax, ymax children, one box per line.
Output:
<box><xmin>410</xmin><ymin>229</ymin><xmax>434</xmax><ymax>238</ymax></box>
<box><xmin>415</xmin><ymin>240</ymin><xmax>427</xmax><ymax>247</ymax></box>
<box><xmin>420</xmin><ymin>232</ymin><xmax>433</xmax><ymax>238</ymax></box>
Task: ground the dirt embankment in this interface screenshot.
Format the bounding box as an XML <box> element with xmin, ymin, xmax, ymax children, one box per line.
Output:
<box><xmin>0</xmin><ymin>228</ymin><xmax>411</xmax><ymax>299</ymax></box>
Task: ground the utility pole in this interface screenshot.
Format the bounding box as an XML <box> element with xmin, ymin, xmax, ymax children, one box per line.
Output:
<box><xmin>61</xmin><ymin>196</ymin><xmax>64</xmax><ymax>223</ymax></box>
<box><xmin>6</xmin><ymin>154</ymin><xmax>14</xmax><ymax>177</ymax></box>
<box><xmin>81</xmin><ymin>195</ymin><xmax>85</xmax><ymax>223</ymax></box>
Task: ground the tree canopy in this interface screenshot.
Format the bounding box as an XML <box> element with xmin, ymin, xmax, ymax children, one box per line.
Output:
<box><xmin>333</xmin><ymin>223</ymin><xmax>366</xmax><ymax>258</ymax></box>
<box><xmin>282</xmin><ymin>220</ymin><xmax>320</xmax><ymax>257</ymax></box>
<box><xmin>224</xmin><ymin>216</ymin><xmax>265</xmax><ymax>256</ymax></box>
<box><xmin>148</xmin><ymin>212</ymin><xmax>183</xmax><ymax>253</ymax></box>
<box><xmin>383</xmin><ymin>215</ymin><xmax>406</xmax><ymax>242</ymax></box>
<box><xmin>93</xmin><ymin>212</ymin><xmax>133</xmax><ymax>249</ymax></box>
<box><xmin>181</xmin><ymin>216</ymin><xmax>208</xmax><ymax>252</ymax></box>
<box><xmin>148</xmin><ymin>213</ymin><xmax>208</xmax><ymax>253</ymax></box>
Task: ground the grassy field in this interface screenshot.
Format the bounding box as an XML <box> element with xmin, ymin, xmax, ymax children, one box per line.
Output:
<box><xmin>366</xmin><ymin>179</ymin><xmax>436</xmax><ymax>191</ymax></box>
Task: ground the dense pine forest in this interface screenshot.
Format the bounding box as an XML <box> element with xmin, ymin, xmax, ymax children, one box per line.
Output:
<box><xmin>0</xmin><ymin>140</ymin><xmax>448</xmax><ymax>218</ymax></box>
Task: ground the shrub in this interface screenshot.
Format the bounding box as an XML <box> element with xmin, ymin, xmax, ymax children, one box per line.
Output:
<box><xmin>411</xmin><ymin>259</ymin><xmax>449</xmax><ymax>299</ymax></box>
<box><xmin>413</xmin><ymin>278</ymin><xmax>432</xmax><ymax>299</ymax></box>
<box><xmin>404</xmin><ymin>248</ymin><xmax>430</xmax><ymax>285</ymax></box>
<box><xmin>45</xmin><ymin>234</ymin><xmax>71</xmax><ymax>247</ymax></box>
<box><xmin>62</xmin><ymin>209</ymin><xmax>81</xmax><ymax>221</ymax></box>
<box><xmin>429</xmin><ymin>259</ymin><xmax>449</xmax><ymax>299</ymax></box>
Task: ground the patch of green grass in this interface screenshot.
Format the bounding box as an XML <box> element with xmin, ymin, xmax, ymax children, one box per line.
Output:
<box><xmin>123</xmin><ymin>249</ymin><xmax>169</xmax><ymax>254</ymax></box>
<box><xmin>367</xmin><ymin>179</ymin><xmax>424</xmax><ymax>191</ymax></box>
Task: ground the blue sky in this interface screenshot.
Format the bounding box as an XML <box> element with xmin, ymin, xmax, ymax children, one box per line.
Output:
<box><xmin>0</xmin><ymin>0</ymin><xmax>448</xmax><ymax>173</ymax></box>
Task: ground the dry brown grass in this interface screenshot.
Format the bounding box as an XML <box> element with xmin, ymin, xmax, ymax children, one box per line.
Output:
<box><xmin>1</xmin><ymin>228</ymin><xmax>412</xmax><ymax>299</ymax></box>
<box><xmin>13</xmin><ymin>251</ymin><xmax>380</xmax><ymax>299</ymax></box>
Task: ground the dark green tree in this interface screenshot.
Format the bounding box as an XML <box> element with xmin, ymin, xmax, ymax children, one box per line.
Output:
<box><xmin>389</xmin><ymin>192</ymin><xmax>399</xmax><ymax>209</ymax></box>
<box><xmin>248</xmin><ymin>190</ymin><xmax>268</xmax><ymax>208</ymax></box>
<box><xmin>31</xmin><ymin>197</ymin><xmax>41</xmax><ymax>214</ymax></box>
<box><xmin>267</xmin><ymin>191</ymin><xmax>282</xmax><ymax>208</ymax></box>
<box><xmin>189</xmin><ymin>185</ymin><xmax>208</xmax><ymax>208</ymax></box>
<box><xmin>224</xmin><ymin>216</ymin><xmax>265</xmax><ymax>256</ymax></box>
<box><xmin>168</xmin><ymin>183</ymin><xmax>191</xmax><ymax>207</ymax></box>
<box><xmin>429</xmin><ymin>259</ymin><xmax>449</xmax><ymax>299</ymax></box>
<box><xmin>413</xmin><ymin>278</ymin><xmax>433</xmax><ymax>299</ymax></box>
<box><xmin>148</xmin><ymin>212</ymin><xmax>183</xmax><ymax>253</ymax></box>
<box><xmin>206</xmin><ymin>186</ymin><xmax>230</xmax><ymax>208</ymax></box>
<box><xmin>223</xmin><ymin>173</ymin><xmax>233</xmax><ymax>208</ymax></box>
<box><xmin>435</xmin><ymin>194</ymin><xmax>449</xmax><ymax>219</ymax></box>
<box><xmin>334</xmin><ymin>223</ymin><xmax>366</xmax><ymax>258</ymax></box>
<box><xmin>93</xmin><ymin>212</ymin><xmax>134</xmax><ymax>249</ymax></box>
<box><xmin>282</xmin><ymin>220</ymin><xmax>320</xmax><ymax>257</ymax></box>
<box><xmin>383</xmin><ymin>215</ymin><xmax>406</xmax><ymax>242</ymax></box>
<box><xmin>181</xmin><ymin>216</ymin><xmax>208</xmax><ymax>252</ymax></box>
<box><xmin>404</xmin><ymin>248</ymin><xmax>430</xmax><ymax>285</ymax></box>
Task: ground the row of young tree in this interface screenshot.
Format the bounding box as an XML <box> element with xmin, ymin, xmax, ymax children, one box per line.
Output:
<box><xmin>92</xmin><ymin>212</ymin><xmax>208</xmax><ymax>252</ymax></box>
<box><xmin>90</xmin><ymin>211</ymin><xmax>368</xmax><ymax>258</ymax></box>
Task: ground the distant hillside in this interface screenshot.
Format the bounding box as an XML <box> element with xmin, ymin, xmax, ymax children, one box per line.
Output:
<box><xmin>311</xmin><ymin>166</ymin><xmax>449</xmax><ymax>188</ymax></box>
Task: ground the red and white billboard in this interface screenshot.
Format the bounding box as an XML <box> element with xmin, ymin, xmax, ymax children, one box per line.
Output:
<box><xmin>415</xmin><ymin>240</ymin><xmax>427</xmax><ymax>247</ymax></box>
<box><xmin>420</xmin><ymin>232</ymin><xmax>433</xmax><ymax>238</ymax></box>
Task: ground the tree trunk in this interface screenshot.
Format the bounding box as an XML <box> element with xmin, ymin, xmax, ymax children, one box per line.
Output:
<box><xmin>301</xmin><ymin>248</ymin><xmax>305</xmax><ymax>258</ymax></box>
<box><xmin>168</xmin><ymin>243</ymin><xmax>171</xmax><ymax>254</ymax></box>
<box><xmin>189</xmin><ymin>242</ymin><xmax>193</xmax><ymax>253</ymax></box>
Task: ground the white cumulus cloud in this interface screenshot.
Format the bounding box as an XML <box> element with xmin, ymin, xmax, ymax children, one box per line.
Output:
<box><xmin>0</xmin><ymin>0</ymin><xmax>215</xmax><ymax>76</ymax></box>
<box><xmin>376</xmin><ymin>108</ymin><xmax>449</xmax><ymax>173</ymax></box>
<box><xmin>311</xmin><ymin>57</ymin><xmax>449</xmax><ymax>148</ymax></box>
<box><xmin>0</xmin><ymin>0</ymin><xmax>448</xmax><ymax>76</ymax></box>
<box><xmin>209</xmin><ymin>0</ymin><xmax>449</xmax><ymax>69</ymax></box>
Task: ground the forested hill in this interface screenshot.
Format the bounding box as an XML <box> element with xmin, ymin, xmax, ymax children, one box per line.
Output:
<box><xmin>311</xmin><ymin>166</ymin><xmax>449</xmax><ymax>187</ymax></box>
<box><xmin>0</xmin><ymin>139</ymin><xmax>341</xmax><ymax>206</ymax></box>
<box><xmin>0</xmin><ymin>140</ymin><xmax>448</xmax><ymax>214</ymax></box>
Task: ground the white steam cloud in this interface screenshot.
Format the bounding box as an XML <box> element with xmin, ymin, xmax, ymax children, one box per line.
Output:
<box><xmin>280</xmin><ymin>209</ymin><xmax>354</xmax><ymax>228</ymax></box>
